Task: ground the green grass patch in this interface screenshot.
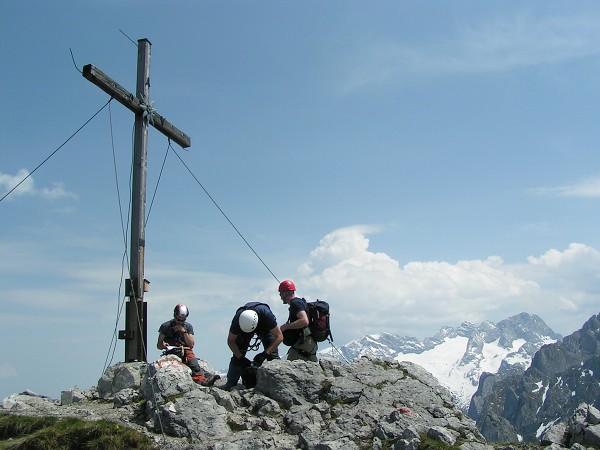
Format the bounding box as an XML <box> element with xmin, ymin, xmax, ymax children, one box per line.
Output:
<box><xmin>0</xmin><ymin>414</ymin><xmax>156</xmax><ymax>449</ymax></box>
<box><xmin>418</xmin><ymin>435</ymin><xmax>462</xmax><ymax>450</ymax></box>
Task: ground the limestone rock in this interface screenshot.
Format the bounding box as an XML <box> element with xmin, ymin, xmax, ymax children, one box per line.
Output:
<box><xmin>97</xmin><ymin>361</ymin><xmax>146</xmax><ymax>399</ymax></box>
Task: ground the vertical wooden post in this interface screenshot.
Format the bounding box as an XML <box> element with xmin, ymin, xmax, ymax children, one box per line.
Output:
<box><xmin>125</xmin><ymin>38</ymin><xmax>151</xmax><ymax>362</ymax></box>
<box><xmin>83</xmin><ymin>38</ymin><xmax>190</xmax><ymax>363</ymax></box>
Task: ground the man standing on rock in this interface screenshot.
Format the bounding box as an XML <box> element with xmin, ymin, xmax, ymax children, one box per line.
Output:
<box><xmin>157</xmin><ymin>303</ymin><xmax>219</xmax><ymax>386</ymax></box>
<box><xmin>223</xmin><ymin>301</ymin><xmax>283</xmax><ymax>390</ymax></box>
<box><xmin>279</xmin><ymin>280</ymin><xmax>318</xmax><ymax>362</ymax></box>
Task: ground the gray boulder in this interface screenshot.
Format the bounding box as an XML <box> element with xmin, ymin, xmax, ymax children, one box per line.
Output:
<box><xmin>540</xmin><ymin>422</ymin><xmax>568</xmax><ymax>446</ymax></box>
<box><xmin>568</xmin><ymin>403</ymin><xmax>600</xmax><ymax>448</ymax></box>
<box><xmin>97</xmin><ymin>361</ymin><xmax>146</xmax><ymax>399</ymax></box>
<box><xmin>2</xmin><ymin>389</ymin><xmax>57</xmax><ymax>414</ymax></box>
<box><xmin>142</xmin><ymin>355</ymin><xmax>197</xmax><ymax>403</ymax></box>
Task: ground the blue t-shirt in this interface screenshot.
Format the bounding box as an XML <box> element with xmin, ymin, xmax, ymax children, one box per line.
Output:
<box><xmin>287</xmin><ymin>297</ymin><xmax>308</xmax><ymax>324</ymax></box>
<box><xmin>281</xmin><ymin>297</ymin><xmax>308</xmax><ymax>346</ymax></box>
<box><xmin>230</xmin><ymin>302</ymin><xmax>278</xmax><ymax>337</ymax></box>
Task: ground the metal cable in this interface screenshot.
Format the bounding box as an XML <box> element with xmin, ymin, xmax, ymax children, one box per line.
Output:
<box><xmin>145</xmin><ymin>139</ymin><xmax>170</xmax><ymax>227</ymax></box>
<box><xmin>171</xmin><ymin>145</ymin><xmax>280</xmax><ymax>283</ymax></box>
<box><xmin>102</xmin><ymin>102</ymin><xmax>132</xmax><ymax>372</ymax></box>
<box><xmin>0</xmin><ymin>99</ymin><xmax>112</xmax><ymax>203</ymax></box>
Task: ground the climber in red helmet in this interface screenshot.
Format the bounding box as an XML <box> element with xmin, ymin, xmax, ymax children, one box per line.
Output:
<box><xmin>279</xmin><ymin>280</ymin><xmax>318</xmax><ymax>362</ymax></box>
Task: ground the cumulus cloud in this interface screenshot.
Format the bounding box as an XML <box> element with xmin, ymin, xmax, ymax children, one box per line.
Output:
<box><xmin>0</xmin><ymin>169</ymin><xmax>77</xmax><ymax>201</ymax></box>
<box><xmin>295</xmin><ymin>226</ymin><xmax>600</xmax><ymax>344</ymax></box>
<box><xmin>339</xmin><ymin>11</ymin><xmax>600</xmax><ymax>92</ymax></box>
<box><xmin>522</xmin><ymin>244</ymin><xmax>600</xmax><ymax>297</ymax></box>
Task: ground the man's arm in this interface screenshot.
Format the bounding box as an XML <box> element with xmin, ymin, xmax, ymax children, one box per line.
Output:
<box><xmin>157</xmin><ymin>332</ymin><xmax>167</xmax><ymax>350</ymax></box>
<box><xmin>183</xmin><ymin>331</ymin><xmax>195</xmax><ymax>348</ymax></box>
<box><xmin>227</xmin><ymin>331</ymin><xmax>242</xmax><ymax>359</ymax></box>
<box><xmin>264</xmin><ymin>326</ymin><xmax>283</xmax><ymax>355</ymax></box>
<box><xmin>171</xmin><ymin>323</ymin><xmax>195</xmax><ymax>348</ymax></box>
<box><xmin>280</xmin><ymin>310</ymin><xmax>309</xmax><ymax>333</ymax></box>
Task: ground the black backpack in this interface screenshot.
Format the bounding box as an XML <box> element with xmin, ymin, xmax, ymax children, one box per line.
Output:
<box><xmin>307</xmin><ymin>300</ymin><xmax>332</xmax><ymax>343</ymax></box>
<box><xmin>241</xmin><ymin>364</ymin><xmax>258</xmax><ymax>388</ymax></box>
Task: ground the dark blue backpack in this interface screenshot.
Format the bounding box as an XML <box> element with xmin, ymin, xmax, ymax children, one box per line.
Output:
<box><xmin>282</xmin><ymin>299</ymin><xmax>333</xmax><ymax>345</ymax></box>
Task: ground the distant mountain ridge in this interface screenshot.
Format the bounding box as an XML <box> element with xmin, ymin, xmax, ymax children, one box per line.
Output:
<box><xmin>320</xmin><ymin>312</ymin><xmax>562</xmax><ymax>411</ymax></box>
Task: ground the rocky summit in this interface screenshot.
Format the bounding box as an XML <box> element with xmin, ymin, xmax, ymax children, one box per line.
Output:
<box><xmin>2</xmin><ymin>354</ymin><xmax>492</xmax><ymax>450</ymax></box>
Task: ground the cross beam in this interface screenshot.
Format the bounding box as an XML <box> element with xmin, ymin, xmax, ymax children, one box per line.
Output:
<box><xmin>83</xmin><ymin>38</ymin><xmax>191</xmax><ymax>362</ymax></box>
<box><xmin>82</xmin><ymin>65</ymin><xmax>191</xmax><ymax>148</ymax></box>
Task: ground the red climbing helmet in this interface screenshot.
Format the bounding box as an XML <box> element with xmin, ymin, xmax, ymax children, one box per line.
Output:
<box><xmin>278</xmin><ymin>280</ymin><xmax>296</xmax><ymax>292</ymax></box>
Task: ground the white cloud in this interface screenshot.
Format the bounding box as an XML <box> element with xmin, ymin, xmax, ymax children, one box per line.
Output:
<box><xmin>339</xmin><ymin>11</ymin><xmax>600</xmax><ymax>92</ymax></box>
<box><xmin>455</xmin><ymin>13</ymin><xmax>600</xmax><ymax>72</ymax></box>
<box><xmin>294</xmin><ymin>227</ymin><xmax>600</xmax><ymax>344</ymax></box>
<box><xmin>530</xmin><ymin>176</ymin><xmax>600</xmax><ymax>198</ymax></box>
<box><xmin>0</xmin><ymin>169</ymin><xmax>77</xmax><ymax>201</ymax></box>
<box><xmin>0</xmin><ymin>169</ymin><xmax>36</xmax><ymax>197</ymax></box>
<box><xmin>299</xmin><ymin>224</ymin><xmax>387</xmax><ymax>276</ymax></box>
<box><xmin>40</xmin><ymin>182</ymin><xmax>77</xmax><ymax>200</ymax></box>
<box><xmin>522</xmin><ymin>243</ymin><xmax>600</xmax><ymax>296</ymax></box>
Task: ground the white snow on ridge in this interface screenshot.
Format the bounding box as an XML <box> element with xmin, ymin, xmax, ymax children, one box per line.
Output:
<box><xmin>542</xmin><ymin>384</ymin><xmax>549</xmax><ymax>405</ymax></box>
<box><xmin>320</xmin><ymin>317</ymin><xmax>560</xmax><ymax>413</ymax></box>
<box><xmin>395</xmin><ymin>336</ymin><xmax>528</xmax><ymax>410</ymax></box>
<box><xmin>532</xmin><ymin>380</ymin><xmax>544</xmax><ymax>393</ymax></box>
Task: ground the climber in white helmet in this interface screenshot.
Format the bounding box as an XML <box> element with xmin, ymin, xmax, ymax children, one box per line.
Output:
<box><xmin>222</xmin><ymin>301</ymin><xmax>283</xmax><ymax>390</ymax></box>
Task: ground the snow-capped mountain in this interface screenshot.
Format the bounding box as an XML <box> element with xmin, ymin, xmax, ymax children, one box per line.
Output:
<box><xmin>319</xmin><ymin>312</ymin><xmax>561</xmax><ymax>411</ymax></box>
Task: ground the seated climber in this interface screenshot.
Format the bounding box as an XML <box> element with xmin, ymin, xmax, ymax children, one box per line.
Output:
<box><xmin>157</xmin><ymin>303</ymin><xmax>219</xmax><ymax>386</ymax></box>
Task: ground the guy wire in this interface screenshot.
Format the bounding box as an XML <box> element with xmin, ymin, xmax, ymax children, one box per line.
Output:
<box><xmin>0</xmin><ymin>99</ymin><xmax>113</xmax><ymax>204</ymax></box>
<box><xmin>171</xmin><ymin>147</ymin><xmax>280</xmax><ymax>284</ymax></box>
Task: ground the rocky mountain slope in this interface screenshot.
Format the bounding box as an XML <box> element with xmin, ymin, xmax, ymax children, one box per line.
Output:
<box><xmin>469</xmin><ymin>312</ymin><xmax>600</xmax><ymax>443</ymax></box>
<box><xmin>2</xmin><ymin>355</ymin><xmax>489</xmax><ymax>450</ymax></box>
<box><xmin>320</xmin><ymin>313</ymin><xmax>561</xmax><ymax>411</ymax></box>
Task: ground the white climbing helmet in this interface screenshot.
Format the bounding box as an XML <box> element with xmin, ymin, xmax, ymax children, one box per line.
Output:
<box><xmin>239</xmin><ymin>309</ymin><xmax>259</xmax><ymax>333</ymax></box>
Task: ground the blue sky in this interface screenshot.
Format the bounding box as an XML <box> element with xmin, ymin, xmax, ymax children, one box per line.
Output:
<box><xmin>3</xmin><ymin>1</ymin><xmax>600</xmax><ymax>401</ymax></box>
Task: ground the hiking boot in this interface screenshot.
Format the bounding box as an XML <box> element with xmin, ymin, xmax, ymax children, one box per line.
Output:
<box><xmin>200</xmin><ymin>374</ymin><xmax>220</xmax><ymax>387</ymax></box>
<box><xmin>217</xmin><ymin>382</ymin><xmax>235</xmax><ymax>391</ymax></box>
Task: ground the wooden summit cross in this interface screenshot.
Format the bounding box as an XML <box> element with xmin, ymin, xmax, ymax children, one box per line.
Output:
<box><xmin>83</xmin><ymin>38</ymin><xmax>191</xmax><ymax>363</ymax></box>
